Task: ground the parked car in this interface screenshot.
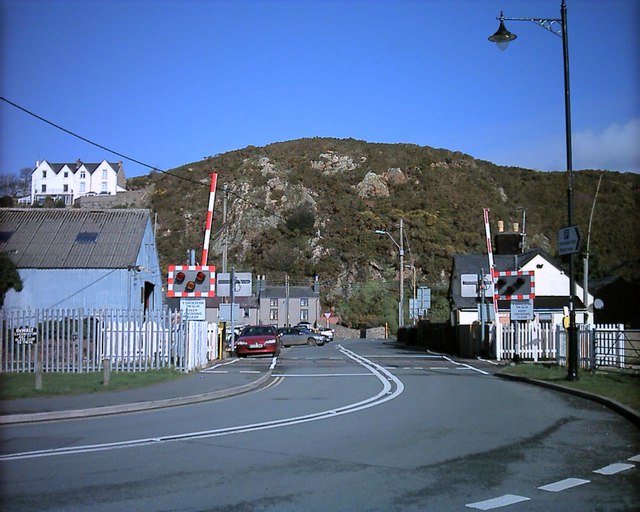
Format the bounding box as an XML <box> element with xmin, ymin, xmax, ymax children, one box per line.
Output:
<box><xmin>235</xmin><ymin>325</ymin><xmax>281</xmax><ymax>357</ymax></box>
<box><xmin>279</xmin><ymin>326</ymin><xmax>326</xmax><ymax>347</ymax></box>
<box><xmin>318</xmin><ymin>327</ymin><xmax>334</xmax><ymax>342</ymax></box>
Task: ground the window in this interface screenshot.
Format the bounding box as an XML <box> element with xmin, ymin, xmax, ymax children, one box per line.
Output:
<box><xmin>41</xmin><ymin>185</ymin><xmax>46</xmax><ymax>193</ymax></box>
<box><xmin>300</xmin><ymin>298</ymin><xmax>309</xmax><ymax>307</ymax></box>
<box><xmin>80</xmin><ymin>171</ymin><xmax>85</xmax><ymax>179</ymax></box>
<box><xmin>300</xmin><ymin>309</ymin><xmax>309</xmax><ymax>322</ymax></box>
<box><xmin>79</xmin><ymin>182</ymin><xmax>86</xmax><ymax>193</ymax></box>
<box><xmin>269</xmin><ymin>309</ymin><xmax>278</xmax><ymax>321</ymax></box>
<box><xmin>102</xmin><ymin>169</ymin><xmax>108</xmax><ymax>179</ymax></box>
<box><xmin>101</xmin><ymin>182</ymin><xmax>108</xmax><ymax>192</ymax></box>
<box><xmin>42</xmin><ymin>170</ymin><xmax>46</xmax><ymax>178</ymax></box>
<box><xmin>270</xmin><ymin>298</ymin><xmax>278</xmax><ymax>307</ymax></box>
<box><xmin>64</xmin><ymin>171</ymin><xmax>68</xmax><ymax>178</ymax></box>
<box><xmin>63</xmin><ymin>184</ymin><xmax>68</xmax><ymax>193</ymax></box>
<box><xmin>75</xmin><ymin>232</ymin><xmax>99</xmax><ymax>244</ymax></box>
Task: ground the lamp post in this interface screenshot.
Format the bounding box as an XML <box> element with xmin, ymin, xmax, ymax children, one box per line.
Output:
<box><xmin>375</xmin><ymin>218</ymin><xmax>405</xmax><ymax>328</ymax></box>
<box><xmin>489</xmin><ymin>0</ymin><xmax>578</xmax><ymax>381</ymax></box>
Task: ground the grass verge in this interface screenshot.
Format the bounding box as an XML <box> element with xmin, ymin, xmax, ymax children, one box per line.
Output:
<box><xmin>0</xmin><ymin>369</ymin><xmax>185</xmax><ymax>400</ymax></box>
<box><xmin>498</xmin><ymin>363</ymin><xmax>640</xmax><ymax>413</ymax></box>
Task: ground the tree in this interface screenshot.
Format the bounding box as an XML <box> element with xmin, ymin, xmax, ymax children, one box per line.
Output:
<box><xmin>338</xmin><ymin>280</ymin><xmax>398</xmax><ymax>330</ymax></box>
<box><xmin>0</xmin><ymin>253</ymin><xmax>22</xmax><ymax>308</ymax></box>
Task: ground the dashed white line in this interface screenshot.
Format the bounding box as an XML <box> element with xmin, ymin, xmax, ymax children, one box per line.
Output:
<box><xmin>593</xmin><ymin>462</ymin><xmax>635</xmax><ymax>475</ymax></box>
<box><xmin>629</xmin><ymin>454</ymin><xmax>640</xmax><ymax>462</ymax></box>
<box><xmin>466</xmin><ymin>494</ymin><xmax>530</xmax><ymax>510</ymax></box>
<box><xmin>538</xmin><ymin>478</ymin><xmax>590</xmax><ymax>492</ymax></box>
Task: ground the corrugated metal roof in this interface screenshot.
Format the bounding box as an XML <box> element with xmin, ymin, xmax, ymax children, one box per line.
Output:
<box><xmin>0</xmin><ymin>208</ymin><xmax>151</xmax><ymax>269</ymax></box>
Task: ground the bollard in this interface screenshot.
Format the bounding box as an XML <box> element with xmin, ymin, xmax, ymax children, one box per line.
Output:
<box><xmin>102</xmin><ymin>358</ymin><xmax>111</xmax><ymax>386</ymax></box>
<box><xmin>35</xmin><ymin>360</ymin><xmax>43</xmax><ymax>391</ymax></box>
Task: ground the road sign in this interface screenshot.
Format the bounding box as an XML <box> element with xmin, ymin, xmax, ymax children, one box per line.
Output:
<box><xmin>180</xmin><ymin>298</ymin><xmax>206</xmax><ymax>321</ymax></box>
<box><xmin>219</xmin><ymin>303</ymin><xmax>242</xmax><ymax>322</ymax></box>
<box><xmin>510</xmin><ymin>300</ymin><xmax>534</xmax><ymax>321</ymax></box>
<box><xmin>558</xmin><ymin>225</ymin><xmax>582</xmax><ymax>255</ymax></box>
<box><xmin>216</xmin><ymin>272</ymin><xmax>252</xmax><ymax>297</ymax></box>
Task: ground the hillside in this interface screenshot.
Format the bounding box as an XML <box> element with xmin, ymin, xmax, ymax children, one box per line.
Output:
<box><xmin>127</xmin><ymin>137</ymin><xmax>640</xmax><ymax>320</ymax></box>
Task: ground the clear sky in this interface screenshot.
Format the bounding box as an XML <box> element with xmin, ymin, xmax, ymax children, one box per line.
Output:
<box><xmin>1</xmin><ymin>0</ymin><xmax>638</xmax><ymax>178</ymax></box>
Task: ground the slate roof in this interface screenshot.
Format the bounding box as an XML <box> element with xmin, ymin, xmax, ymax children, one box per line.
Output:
<box><xmin>0</xmin><ymin>208</ymin><xmax>151</xmax><ymax>269</ymax></box>
<box><xmin>42</xmin><ymin>161</ymin><xmax>120</xmax><ymax>174</ymax></box>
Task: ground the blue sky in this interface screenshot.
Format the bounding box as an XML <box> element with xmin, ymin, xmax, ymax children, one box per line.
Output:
<box><xmin>1</xmin><ymin>0</ymin><xmax>638</xmax><ymax>178</ymax></box>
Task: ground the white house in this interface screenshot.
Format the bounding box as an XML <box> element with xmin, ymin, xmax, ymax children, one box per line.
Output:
<box><xmin>449</xmin><ymin>249</ymin><xmax>593</xmax><ymax>328</ymax></box>
<box><xmin>30</xmin><ymin>160</ymin><xmax>127</xmax><ymax>206</ymax></box>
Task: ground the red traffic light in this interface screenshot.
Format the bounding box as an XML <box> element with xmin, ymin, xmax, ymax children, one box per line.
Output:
<box><xmin>195</xmin><ymin>271</ymin><xmax>206</xmax><ymax>283</ymax></box>
<box><xmin>175</xmin><ymin>271</ymin><xmax>186</xmax><ymax>283</ymax></box>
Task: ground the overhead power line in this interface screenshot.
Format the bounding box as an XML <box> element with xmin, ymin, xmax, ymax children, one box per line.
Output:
<box><xmin>1</xmin><ymin>96</ymin><xmax>288</xmax><ymax>222</ymax></box>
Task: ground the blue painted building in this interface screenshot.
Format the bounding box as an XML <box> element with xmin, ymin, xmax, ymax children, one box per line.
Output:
<box><xmin>1</xmin><ymin>208</ymin><xmax>162</xmax><ymax>311</ymax></box>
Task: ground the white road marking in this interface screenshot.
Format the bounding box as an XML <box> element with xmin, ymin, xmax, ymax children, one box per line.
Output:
<box><xmin>275</xmin><ymin>373</ymin><xmax>372</xmax><ymax>377</ymax></box>
<box><xmin>200</xmin><ymin>359</ymin><xmax>240</xmax><ymax>373</ymax></box>
<box><xmin>443</xmin><ymin>355</ymin><xmax>490</xmax><ymax>375</ymax></box>
<box><xmin>593</xmin><ymin>462</ymin><xmax>635</xmax><ymax>475</ymax></box>
<box><xmin>466</xmin><ymin>494</ymin><xmax>530</xmax><ymax>510</ymax></box>
<box><xmin>239</xmin><ymin>371</ymin><xmax>260</xmax><ymax>374</ymax></box>
<box><xmin>0</xmin><ymin>345</ymin><xmax>403</xmax><ymax>462</ymax></box>
<box><xmin>629</xmin><ymin>454</ymin><xmax>640</xmax><ymax>462</ymax></box>
<box><xmin>538</xmin><ymin>478</ymin><xmax>590</xmax><ymax>492</ymax></box>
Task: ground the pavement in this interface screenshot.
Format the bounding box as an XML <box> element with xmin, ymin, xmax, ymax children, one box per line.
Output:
<box><xmin>0</xmin><ymin>358</ymin><xmax>275</xmax><ymax>425</ymax></box>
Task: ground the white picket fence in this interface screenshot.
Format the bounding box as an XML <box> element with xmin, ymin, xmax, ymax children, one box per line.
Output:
<box><xmin>0</xmin><ymin>308</ymin><xmax>219</xmax><ymax>373</ymax></box>
<box><xmin>496</xmin><ymin>322</ymin><xmax>626</xmax><ymax>369</ymax></box>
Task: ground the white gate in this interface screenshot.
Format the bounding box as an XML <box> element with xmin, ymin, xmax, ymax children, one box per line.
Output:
<box><xmin>496</xmin><ymin>322</ymin><xmax>626</xmax><ymax>369</ymax></box>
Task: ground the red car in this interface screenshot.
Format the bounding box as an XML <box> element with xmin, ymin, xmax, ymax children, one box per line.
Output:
<box><xmin>234</xmin><ymin>325</ymin><xmax>281</xmax><ymax>358</ymax></box>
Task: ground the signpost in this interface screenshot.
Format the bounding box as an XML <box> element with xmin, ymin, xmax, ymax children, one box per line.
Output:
<box><xmin>558</xmin><ymin>225</ymin><xmax>582</xmax><ymax>255</ymax></box>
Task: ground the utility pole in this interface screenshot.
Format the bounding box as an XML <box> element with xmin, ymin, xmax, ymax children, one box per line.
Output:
<box><xmin>285</xmin><ymin>274</ymin><xmax>290</xmax><ymax>327</ymax></box>
<box><xmin>222</xmin><ymin>184</ymin><xmax>228</xmax><ymax>274</ymax></box>
<box><xmin>399</xmin><ymin>218</ymin><xmax>405</xmax><ymax>328</ymax></box>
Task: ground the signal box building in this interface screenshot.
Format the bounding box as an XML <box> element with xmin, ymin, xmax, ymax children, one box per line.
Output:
<box><xmin>0</xmin><ymin>208</ymin><xmax>162</xmax><ymax>311</ymax></box>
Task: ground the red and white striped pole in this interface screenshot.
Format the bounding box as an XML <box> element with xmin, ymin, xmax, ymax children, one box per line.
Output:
<box><xmin>201</xmin><ymin>172</ymin><xmax>218</xmax><ymax>265</ymax></box>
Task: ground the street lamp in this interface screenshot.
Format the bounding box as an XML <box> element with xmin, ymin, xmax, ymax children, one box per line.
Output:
<box><xmin>375</xmin><ymin>218</ymin><xmax>405</xmax><ymax>328</ymax></box>
<box><xmin>489</xmin><ymin>0</ymin><xmax>579</xmax><ymax>381</ymax></box>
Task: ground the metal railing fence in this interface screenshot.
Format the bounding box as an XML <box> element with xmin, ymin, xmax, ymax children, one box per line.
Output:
<box><xmin>496</xmin><ymin>322</ymin><xmax>628</xmax><ymax>370</ymax></box>
<box><xmin>0</xmin><ymin>308</ymin><xmax>216</xmax><ymax>373</ymax></box>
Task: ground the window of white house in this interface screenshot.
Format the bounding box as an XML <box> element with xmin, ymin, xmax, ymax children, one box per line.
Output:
<box><xmin>64</xmin><ymin>171</ymin><xmax>68</xmax><ymax>178</ymax></box>
<box><xmin>101</xmin><ymin>182</ymin><xmax>108</xmax><ymax>192</ymax></box>
<box><xmin>102</xmin><ymin>169</ymin><xmax>107</xmax><ymax>179</ymax></box>
<box><xmin>41</xmin><ymin>185</ymin><xmax>46</xmax><ymax>192</ymax></box>
<box><xmin>270</xmin><ymin>298</ymin><xmax>278</xmax><ymax>307</ymax></box>
<box><xmin>42</xmin><ymin>170</ymin><xmax>46</xmax><ymax>178</ymax></box>
<box><xmin>79</xmin><ymin>182</ymin><xmax>86</xmax><ymax>192</ymax></box>
<box><xmin>300</xmin><ymin>298</ymin><xmax>309</xmax><ymax>307</ymax></box>
<box><xmin>300</xmin><ymin>309</ymin><xmax>309</xmax><ymax>322</ymax></box>
<box><xmin>63</xmin><ymin>184</ymin><xmax>68</xmax><ymax>192</ymax></box>
<box><xmin>80</xmin><ymin>171</ymin><xmax>86</xmax><ymax>179</ymax></box>
<box><xmin>269</xmin><ymin>309</ymin><xmax>278</xmax><ymax>321</ymax></box>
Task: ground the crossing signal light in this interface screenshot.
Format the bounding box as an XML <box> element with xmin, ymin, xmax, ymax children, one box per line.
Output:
<box><xmin>167</xmin><ymin>265</ymin><xmax>216</xmax><ymax>297</ymax></box>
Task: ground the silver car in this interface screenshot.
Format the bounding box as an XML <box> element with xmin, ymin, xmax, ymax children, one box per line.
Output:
<box><xmin>278</xmin><ymin>326</ymin><xmax>326</xmax><ymax>347</ymax></box>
